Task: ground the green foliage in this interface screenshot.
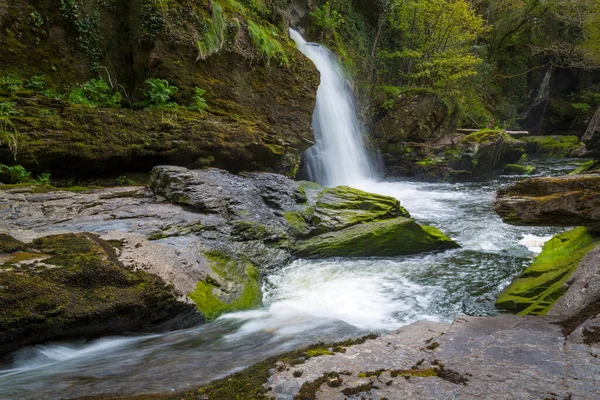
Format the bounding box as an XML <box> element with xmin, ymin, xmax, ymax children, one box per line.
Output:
<box><xmin>26</xmin><ymin>75</ymin><xmax>46</xmax><ymax>91</ymax></box>
<box><xmin>196</xmin><ymin>1</ymin><xmax>226</xmax><ymax>60</ymax></box>
<box><xmin>0</xmin><ymin>164</ymin><xmax>31</xmax><ymax>184</ymax></box>
<box><xmin>0</xmin><ymin>102</ymin><xmax>17</xmax><ymax>117</ymax></box>
<box><xmin>247</xmin><ymin>20</ymin><xmax>289</xmax><ymax>66</ymax></box>
<box><xmin>0</xmin><ymin>75</ymin><xmax>23</xmax><ymax>92</ymax></box>
<box><xmin>380</xmin><ymin>0</ymin><xmax>485</xmax><ymax>101</ymax></box>
<box><xmin>189</xmin><ymin>87</ymin><xmax>208</xmax><ymax>111</ymax></box>
<box><xmin>59</xmin><ymin>0</ymin><xmax>102</xmax><ymax>71</ymax></box>
<box><xmin>142</xmin><ymin>78</ymin><xmax>179</xmax><ymax>109</ymax></box>
<box><xmin>30</xmin><ymin>11</ymin><xmax>44</xmax><ymax>28</ymax></box>
<box><xmin>68</xmin><ymin>78</ymin><xmax>121</xmax><ymax>108</ymax></box>
<box><xmin>140</xmin><ymin>0</ymin><xmax>166</xmax><ymax>40</ymax></box>
<box><xmin>42</xmin><ymin>89</ymin><xmax>64</xmax><ymax>100</ymax></box>
<box><xmin>116</xmin><ymin>175</ymin><xmax>127</xmax><ymax>185</ymax></box>
<box><xmin>311</xmin><ymin>2</ymin><xmax>344</xmax><ymax>33</ymax></box>
<box><xmin>37</xmin><ymin>173</ymin><xmax>51</xmax><ymax>185</ymax></box>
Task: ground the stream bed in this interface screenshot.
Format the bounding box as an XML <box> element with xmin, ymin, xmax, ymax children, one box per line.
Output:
<box><xmin>0</xmin><ymin>159</ymin><xmax>579</xmax><ymax>399</ymax></box>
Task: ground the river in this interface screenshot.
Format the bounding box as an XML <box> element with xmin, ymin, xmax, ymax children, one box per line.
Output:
<box><xmin>0</xmin><ymin>158</ymin><xmax>580</xmax><ymax>399</ymax></box>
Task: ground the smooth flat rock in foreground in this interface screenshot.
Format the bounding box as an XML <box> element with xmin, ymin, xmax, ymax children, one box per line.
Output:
<box><xmin>267</xmin><ymin>315</ymin><xmax>600</xmax><ymax>399</ymax></box>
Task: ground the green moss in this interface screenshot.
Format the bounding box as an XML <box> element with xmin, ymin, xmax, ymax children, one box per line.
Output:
<box><xmin>305</xmin><ymin>348</ymin><xmax>334</xmax><ymax>358</ymax></box>
<box><xmin>460</xmin><ymin>129</ymin><xmax>506</xmax><ymax>145</ymax></box>
<box><xmin>171</xmin><ymin>334</ymin><xmax>378</xmax><ymax>400</ymax></box>
<box><xmin>521</xmin><ymin>135</ymin><xmax>581</xmax><ymax>157</ymax></box>
<box><xmin>284</xmin><ymin>211</ymin><xmax>311</xmax><ymax>237</ymax></box>
<box><xmin>502</xmin><ymin>164</ymin><xmax>536</xmax><ymax>175</ymax></box>
<box><xmin>497</xmin><ymin>227</ymin><xmax>600</xmax><ymax>315</ymax></box>
<box><xmin>188</xmin><ymin>251</ymin><xmax>262</xmax><ymax>320</ymax></box>
<box><xmin>0</xmin><ymin>234</ymin><xmax>26</xmax><ymax>254</ymax></box>
<box><xmin>569</xmin><ymin>160</ymin><xmax>599</xmax><ymax>175</ymax></box>
<box><xmin>293</xmin><ymin>217</ymin><xmax>459</xmax><ymax>258</ymax></box>
<box><xmin>196</xmin><ymin>1</ymin><xmax>226</xmax><ymax>60</ymax></box>
<box><xmin>247</xmin><ymin>20</ymin><xmax>289</xmax><ymax>67</ymax></box>
<box><xmin>0</xmin><ymin>233</ymin><xmax>191</xmax><ymax>355</ymax></box>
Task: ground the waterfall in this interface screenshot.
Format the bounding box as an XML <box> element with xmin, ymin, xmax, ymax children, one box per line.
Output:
<box><xmin>290</xmin><ymin>29</ymin><xmax>376</xmax><ymax>187</ymax></box>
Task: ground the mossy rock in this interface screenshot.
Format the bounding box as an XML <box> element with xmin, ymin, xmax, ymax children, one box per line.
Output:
<box><xmin>502</xmin><ymin>164</ymin><xmax>536</xmax><ymax>175</ymax></box>
<box><xmin>569</xmin><ymin>160</ymin><xmax>600</xmax><ymax>175</ymax></box>
<box><xmin>520</xmin><ymin>135</ymin><xmax>581</xmax><ymax>157</ymax></box>
<box><xmin>292</xmin><ymin>217</ymin><xmax>459</xmax><ymax>258</ymax></box>
<box><xmin>0</xmin><ymin>233</ymin><xmax>199</xmax><ymax>356</ymax></box>
<box><xmin>0</xmin><ymin>234</ymin><xmax>26</xmax><ymax>254</ymax></box>
<box><xmin>188</xmin><ymin>250</ymin><xmax>262</xmax><ymax>320</ymax></box>
<box><xmin>496</xmin><ymin>227</ymin><xmax>600</xmax><ymax>316</ymax></box>
<box><xmin>311</xmin><ymin>186</ymin><xmax>410</xmax><ymax>234</ymax></box>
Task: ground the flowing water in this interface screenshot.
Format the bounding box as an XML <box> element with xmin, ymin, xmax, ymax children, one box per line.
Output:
<box><xmin>289</xmin><ymin>29</ymin><xmax>376</xmax><ymax>186</ymax></box>
<box><xmin>0</xmin><ymin>32</ymin><xmax>584</xmax><ymax>399</ymax></box>
<box><xmin>0</xmin><ymin>162</ymin><xmax>576</xmax><ymax>399</ymax></box>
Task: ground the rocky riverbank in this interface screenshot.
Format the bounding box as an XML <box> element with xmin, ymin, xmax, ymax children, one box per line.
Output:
<box><xmin>0</xmin><ymin>167</ymin><xmax>457</xmax><ymax>356</ymax></box>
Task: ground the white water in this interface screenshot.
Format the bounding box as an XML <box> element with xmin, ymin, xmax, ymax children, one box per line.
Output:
<box><xmin>289</xmin><ymin>29</ymin><xmax>376</xmax><ymax>186</ymax></box>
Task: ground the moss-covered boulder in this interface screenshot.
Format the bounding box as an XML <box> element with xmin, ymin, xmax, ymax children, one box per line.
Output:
<box><xmin>493</xmin><ymin>173</ymin><xmax>600</xmax><ymax>229</ymax></box>
<box><xmin>382</xmin><ymin>129</ymin><xmax>527</xmax><ymax>181</ymax></box>
<box><xmin>502</xmin><ymin>164</ymin><xmax>537</xmax><ymax>175</ymax></box>
<box><xmin>520</xmin><ymin>135</ymin><xmax>582</xmax><ymax>157</ymax></box>
<box><xmin>292</xmin><ymin>217</ymin><xmax>459</xmax><ymax>258</ymax></box>
<box><xmin>0</xmin><ymin>232</ymin><xmax>200</xmax><ymax>357</ymax></box>
<box><xmin>189</xmin><ymin>250</ymin><xmax>262</xmax><ymax>320</ymax></box>
<box><xmin>311</xmin><ymin>186</ymin><xmax>410</xmax><ymax>234</ymax></box>
<box><xmin>496</xmin><ymin>227</ymin><xmax>600</xmax><ymax>315</ymax></box>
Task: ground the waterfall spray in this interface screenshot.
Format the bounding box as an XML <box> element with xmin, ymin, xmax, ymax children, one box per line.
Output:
<box><xmin>290</xmin><ymin>29</ymin><xmax>376</xmax><ymax>187</ymax></box>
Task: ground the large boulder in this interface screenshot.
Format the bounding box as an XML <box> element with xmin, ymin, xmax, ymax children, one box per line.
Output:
<box><xmin>493</xmin><ymin>173</ymin><xmax>600</xmax><ymax>229</ymax></box>
<box><xmin>394</xmin><ymin>130</ymin><xmax>527</xmax><ymax>181</ymax></box>
<box><xmin>496</xmin><ymin>227</ymin><xmax>600</xmax><ymax>315</ymax></box>
<box><xmin>293</xmin><ymin>217</ymin><xmax>458</xmax><ymax>258</ymax></box>
<box><xmin>0</xmin><ymin>232</ymin><xmax>200</xmax><ymax>357</ymax></box>
<box><xmin>580</xmin><ymin>105</ymin><xmax>600</xmax><ymax>157</ymax></box>
<box><xmin>0</xmin><ymin>0</ymin><xmax>319</xmax><ymax>177</ymax></box>
<box><xmin>520</xmin><ymin>135</ymin><xmax>582</xmax><ymax>157</ymax></box>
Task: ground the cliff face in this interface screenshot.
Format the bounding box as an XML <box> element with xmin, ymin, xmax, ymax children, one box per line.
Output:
<box><xmin>0</xmin><ymin>0</ymin><xmax>319</xmax><ymax>176</ymax></box>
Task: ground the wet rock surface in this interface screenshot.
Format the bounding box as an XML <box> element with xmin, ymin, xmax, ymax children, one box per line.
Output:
<box><xmin>266</xmin><ymin>316</ymin><xmax>600</xmax><ymax>399</ymax></box>
<box><xmin>493</xmin><ymin>173</ymin><xmax>600</xmax><ymax>229</ymax></box>
<box><xmin>0</xmin><ymin>166</ymin><xmax>455</xmax><ymax>350</ymax></box>
<box><xmin>0</xmin><ymin>232</ymin><xmax>201</xmax><ymax>357</ymax></box>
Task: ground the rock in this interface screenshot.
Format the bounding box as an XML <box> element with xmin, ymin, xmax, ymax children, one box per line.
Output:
<box><xmin>493</xmin><ymin>173</ymin><xmax>600</xmax><ymax>229</ymax></box>
<box><xmin>311</xmin><ymin>185</ymin><xmax>410</xmax><ymax>234</ymax></box>
<box><xmin>454</xmin><ymin>130</ymin><xmax>526</xmax><ymax>177</ymax></box>
<box><xmin>520</xmin><ymin>135</ymin><xmax>582</xmax><ymax>157</ymax></box>
<box><xmin>569</xmin><ymin>160</ymin><xmax>600</xmax><ymax>175</ymax></box>
<box><xmin>496</xmin><ymin>227</ymin><xmax>600</xmax><ymax>315</ymax></box>
<box><xmin>581</xmin><ymin>105</ymin><xmax>600</xmax><ymax>157</ymax></box>
<box><xmin>0</xmin><ymin>0</ymin><xmax>319</xmax><ymax>177</ymax></box>
<box><xmin>549</xmin><ymin>243</ymin><xmax>600</xmax><ymax>329</ymax></box>
<box><xmin>1</xmin><ymin>166</ymin><xmax>455</xmax><ymax>326</ymax></box>
<box><xmin>292</xmin><ymin>217</ymin><xmax>459</xmax><ymax>258</ymax></box>
<box><xmin>0</xmin><ymin>232</ymin><xmax>201</xmax><ymax>357</ymax></box>
<box><xmin>502</xmin><ymin>164</ymin><xmax>537</xmax><ymax>175</ymax></box>
<box><xmin>222</xmin><ymin>315</ymin><xmax>600</xmax><ymax>400</ymax></box>
<box><xmin>373</xmin><ymin>90</ymin><xmax>453</xmax><ymax>144</ymax></box>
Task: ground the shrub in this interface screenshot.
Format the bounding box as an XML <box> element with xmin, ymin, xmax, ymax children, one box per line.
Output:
<box><xmin>27</xmin><ymin>75</ymin><xmax>46</xmax><ymax>91</ymax></box>
<box><xmin>0</xmin><ymin>102</ymin><xmax>17</xmax><ymax>117</ymax></box>
<box><xmin>0</xmin><ymin>75</ymin><xmax>23</xmax><ymax>92</ymax></box>
<box><xmin>196</xmin><ymin>1</ymin><xmax>225</xmax><ymax>59</ymax></box>
<box><xmin>37</xmin><ymin>172</ymin><xmax>51</xmax><ymax>185</ymax></box>
<box><xmin>0</xmin><ymin>164</ymin><xmax>31</xmax><ymax>184</ymax></box>
<box><xmin>143</xmin><ymin>78</ymin><xmax>179</xmax><ymax>108</ymax></box>
<box><xmin>247</xmin><ymin>20</ymin><xmax>289</xmax><ymax>67</ymax></box>
<box><xmin>68</xmin><ymin>78</ymin><xmax>121</xmax><ymax>108</ymax></box>
<box><xmin>189</xmin><ymin>87</ymin><xmax>208</xmax><ymax>111</ymax></box>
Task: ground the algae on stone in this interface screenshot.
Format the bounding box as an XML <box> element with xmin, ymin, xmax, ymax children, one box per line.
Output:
<box><xmin>0</xmin><ymin>233</ymin><xmax>197</xmax><ymax>356</ymax></box>
<box><xmin>521</xmin><ymin>135</ymin><xmax>581</xmax><ymax>157</ymax></box>
<box><xmin>188</xmin><ymin>250</ymin><xmax>262</xmax><ymax>320</ymax></box>
<box><xmin>293</xmin><ymin>217</ymin><xmax>459</xmax><ymax>258</ymax></box>
<box><xmin>496</xmin><ymin>227</ymin><xmax>600</xmax><ymax>315</ymax></box>
<box><xmin>311</xmin><ymin>186</ymin><xmax>410</xmax><ymax>234</ymax></box>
